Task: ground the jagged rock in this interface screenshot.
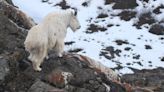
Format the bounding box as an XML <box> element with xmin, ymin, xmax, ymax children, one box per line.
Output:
<box><xmin>42</xmin><ymin>0</ymin><xmax>49</xmax><ymax>3</ymax></box>
<box><xmin>0</xmin><ymin>57</ymin><xmax>9</xmax><ymax>81</ymax></box>
<box><xmin>100</xmin><ymin>46</ymin><xmax>122</xmax><ymax>60</ymax></box>
<box><xmin>40</xmin><ymin>54</ymin><xmax>122</xmax><ymax>92</ymax></box>
<box><xmin>86</xmin><ymin>24</ymin><xmax>107</xmax><ymax>33</ymax></box>
<box><xmin>46</xmin><ymin>69</ymin><xmax>73</xmax><ymax>88</ymax></box>
<box><xmin>66</xmin><ymin>85</ymin><xmax>92</xmax><ymax>92</ymax></box>
<box><xmin>134</xmin><ymin>12</ymin><xmax>156</xmax><ymax>29</ymax></box>
<box><xmin>153</xmin><ymin>5</ymin><xmax>164</xmax><ymax>14</ymax></box>
<box><xmin>0</xmin><ymin>0</ymin><xmax>35</xmax><ymax>29</ymax></box>
<box><xmin>0</xmin><ymin>12</ymin><xmax>26</xmax><ymax>54</ymax></box>
<box><xmin>69</xmin><ymin>54</ymin><xmax>119</xmax><ymax>81</ymax></box>
<box><xmin>28</xmin><ymin>80</ymin><xmax>64</xmax><ymax>92</ymax></box>
<box><xmin>122</xmin><ymin>67</ymin><xmax>164</xmax><ymax>92</ymax></box>
<box><xmin>149</xmin><ymin>24</ymin><xmax>164</xmax><ymax>35</ymax></box>
<box><xmin>132</xmin><ymin>87</ymin><xmax>154</xmax><ymax>92</ymax></box>
<box><xmin>118</xmin><ymin>11</ymin><xmax>136</xmax><ymax>21</ymax></box>
<box><xmin>5</xmin><ymin>0</ymin><xmax>14</xmax><ymax>5</ymax></box>
<box><xmin>105</xmin><ymin>0</ymin><xmax>138</xmax><ymax>9</ymax></box>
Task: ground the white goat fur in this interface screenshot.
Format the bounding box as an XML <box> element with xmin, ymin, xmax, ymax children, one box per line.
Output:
<box><xmin>24</xmin><ymin>9</ymin><xmax>80</xmax><ymax>71</ymax></box>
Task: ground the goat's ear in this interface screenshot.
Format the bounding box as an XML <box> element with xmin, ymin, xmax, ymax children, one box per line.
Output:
<box><xmin>68</xmin><ymin>9</ymin><xmax>75</xmax><ymax>16</ymax></box>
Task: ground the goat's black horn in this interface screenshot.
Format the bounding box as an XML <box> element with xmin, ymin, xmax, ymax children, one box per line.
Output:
<box><xmin>71</xmin><ymin>8</ymin><xmax>77</xmax><ymax>16</ymax></box>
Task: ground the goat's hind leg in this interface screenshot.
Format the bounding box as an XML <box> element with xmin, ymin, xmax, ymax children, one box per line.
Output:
<box><xmin>34</xmin><ymin>45</ymin><xmax>47</xmax><ymax>71</ymax></box>
<box><xmin>28</xmin><ymin>53</ymin><xmax>33</xmax><ymax>61</ymax></box>
<box><xmin>33</xmin><ymin>60</ymin><xmax>42</xmax><ymax>71</ymax></box>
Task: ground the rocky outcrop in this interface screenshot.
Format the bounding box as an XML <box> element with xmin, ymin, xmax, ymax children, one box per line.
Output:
<box><xmin>0</xmin><ymin>0</ymin><xmax>35</xmax><ymax>29</ymax></box>
<box><xmin>0</xmin><ymin>58</ymin><xmax>9</xmax><ymax>81</ymax></box>
<box><xmin>122</xmin><ymin>67</ymin><xmax>164</xmax><ymax>92</ymax></box>
<box><xmin>149</xmin><ymin>24</ymin><xmax>164</xmax><ymax>35</ymax></box>
<box><xmin>1</xmin><ymin>1</ymin><xmax>164</xmax><ymax>92</ymax></box>
<box><xmin>105</xmin><ymin>0</ymin><xmax>138</xmax><ymax>9</ymax></box>
<box><xmin>5</xmin><ymin>0</ymin><xmax>14</xmax><ymax>5</ymax></box>
<box><xmin>0</xmin><ymin>1</ymin><xmax>126</xmax><ymax>92</ymax></box>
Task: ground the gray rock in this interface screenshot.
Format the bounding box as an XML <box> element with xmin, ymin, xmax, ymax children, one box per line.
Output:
<box><xmin>28</xmin><ymin>80</ymin><xmax>64</xmax><ymax>92</ymax></box>
<box><xmin>122</xmin><ymin>67</ymin><xmax>164</xmax><ymax>92</ymax></box>
<box><xmin>149</xmin><ymin>24</ymin><xmax>164</xmax><ymax>35</ymax></box>
<box><xmin>0</xmin><ymin>0</ymin><xmax>35</xmax><ymax>29</ymax></box>
<box><xmin>105</xmin><ymin>0</ymin><xmax>138</xmax><ymax>9</ymax></box>
<box><xmin>5</xmin><ymin>0</ymin><xmax>14</xmax><ymax>5</ymax></box>
<box><xmin>0</xmin><ymin>13</ymin><xmax>27</xmax><ymax>54</ymax></box>
<box><xmin>76</xmin><ymin>88</ymin><xmax>92</xmax><ymax>92</ymax></box>
<box><xmin>0</xmin><ymin>57</ymin><xmax>9</xmax><ymax>81</ymax></box>
<box><xmin>66</xmin><ymin>85</ymin><xmax>91</xmax><ymax>92</ymax></box>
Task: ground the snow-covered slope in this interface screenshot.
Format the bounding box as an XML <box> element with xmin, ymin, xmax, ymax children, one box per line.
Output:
<box><xmin>12</xmin><ymin>0</ymin><xmax>164</xmax><ymax>74</ymax></box>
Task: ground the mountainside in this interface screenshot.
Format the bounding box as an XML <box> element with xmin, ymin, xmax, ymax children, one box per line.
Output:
<box><xmin>12</xmin><ymin>0</ymin><xmax>164</xmax><ymax>74</ymax></box>
<box><xmin>0</xmin><ymin>0</ymin><xmax>164</xmax><ymax>92</ymax></box>
<box><xmin>0</xmin><ymin>1</ymin><xmax>124</xmax><ymax>92</ymax></box>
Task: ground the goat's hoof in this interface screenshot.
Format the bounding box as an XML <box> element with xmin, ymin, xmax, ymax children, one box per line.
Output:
<box><xmin>58</xmin><ymin>54</ymin><xmax>63</xmax><ymax>57</ymax></box>
<box><xmin>28</xmin><ymin>56</ymin><xmax>32</xmax><ymax>61</ymax></box>
<box><xmin>34</xmin><ymin>67</ymin><xmax>42</xmax><ymax>71</ymax></box>
<box><xmin>46</xmin><ymin>56</ymin><xmax>49</xmax><ymax>60</ymax></box>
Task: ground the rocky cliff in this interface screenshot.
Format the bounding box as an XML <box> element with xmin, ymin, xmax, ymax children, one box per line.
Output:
<box><xmin>0</xmin><ymin>1</ymin><xmax>125</xmax><ymax>92</ymax></box>
<box><xmin>0</xmin><ymin>0</ymin><xmax>164</xmax><ymax>92</ymax></box>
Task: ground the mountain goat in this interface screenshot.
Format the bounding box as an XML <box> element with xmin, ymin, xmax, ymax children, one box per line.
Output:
<box><xmin>24</xmin><ymin>9</ymin><xmax>81</xmax><ymax>71</ymax></box>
